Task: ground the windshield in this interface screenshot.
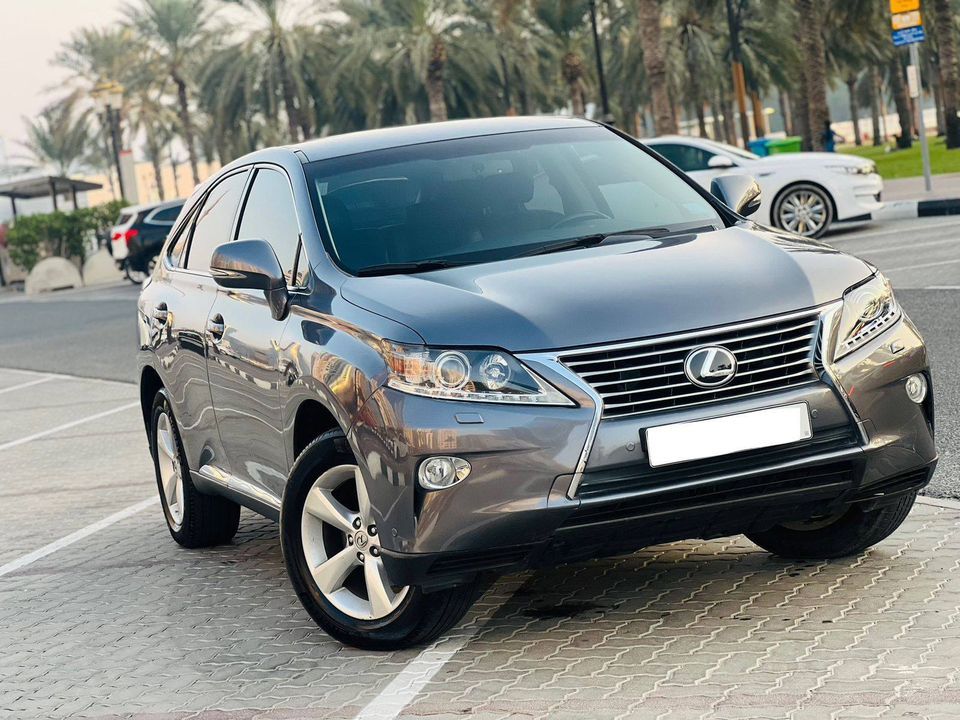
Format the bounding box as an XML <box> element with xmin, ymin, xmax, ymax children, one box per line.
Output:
<box><xmin>305</xmin><ymin>126</ymin><xmax>725</xmax><ymax>274</ymax></box>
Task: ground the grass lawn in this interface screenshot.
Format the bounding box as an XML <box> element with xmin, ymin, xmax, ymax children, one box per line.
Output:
<box><xmin>840</xmin><ymin>137</ymin><xmax>960</xmax><ymax>179</ymax></box>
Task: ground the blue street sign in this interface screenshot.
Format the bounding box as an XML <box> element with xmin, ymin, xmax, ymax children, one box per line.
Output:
<box><xmin>892</xmin><ymin>26</ymin><xmax>926</xmax><ymax>46</ymax></box>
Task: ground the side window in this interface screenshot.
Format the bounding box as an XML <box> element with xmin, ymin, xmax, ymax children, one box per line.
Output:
<box><xmin>237</xmin><ymin>168</ymin><xmax>304</xmax><ymax>286</ymax></box>
<box><xmin>652</xmin><ymin>144</ymin><xmax>712</xmax><ymax>173</ymax></box>
<box><xmin>150</xmin><ymin>205</ymin><xmax>183</xmax><ymax>224</ymax></box>
<box><xmin>185</xmin><ymin>171</ymin><xmax>249</xmax><ymax>272</ymax></box>
<box><xmin>167</xmin><ymin>211</ymin><xmax>193</xmax><ymax>268</ymax></box>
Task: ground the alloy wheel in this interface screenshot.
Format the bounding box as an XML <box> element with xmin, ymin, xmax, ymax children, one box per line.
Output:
<box><xmin>777</xmin><ymin>188</ymin><xmax>828</xmax><ymax>236</ymax></box>
<box><xmin>300</xmin><ymin>464</ymin><xmax>409</xmax><ymax>620</ymax></box>
<box><xmin>155</xmin><ymin>411</ymin><xmax>185</xmax><ymax>528</ymax></box>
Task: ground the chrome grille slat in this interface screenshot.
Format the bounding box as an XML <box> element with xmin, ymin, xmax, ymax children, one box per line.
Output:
<box><xmin>560</xmin><ymin>310</ymin><xmax>823</xmax><ymax>418</ymax></box>
<box><xmin>563</xmin><ymin>319</ymin><xmax>819</xmax><ymax>368</ymax></box>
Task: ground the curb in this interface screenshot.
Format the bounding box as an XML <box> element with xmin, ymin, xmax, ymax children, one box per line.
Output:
<box><xmin>873</xmin><ymin>197</ymin><xmax>960</xmax><ymax>221</ymax></box>
<box><xmin>917</xmin><ymin>495</ymin><xmax>960</xmax><ymax>510</ymax></box>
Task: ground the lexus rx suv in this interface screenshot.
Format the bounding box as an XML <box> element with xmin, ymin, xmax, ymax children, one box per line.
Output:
<box><xmin>137</xmin><ymin>117</ymin><xmax>936</xmax><ymax>649</ymax></box>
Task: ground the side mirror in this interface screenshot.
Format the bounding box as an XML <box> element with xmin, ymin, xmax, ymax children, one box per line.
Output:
<box><xmin>210</xmin><ymin>239</ymin><xmax>288</xmax><ymax>320</ymax></box>
<box><xmin>710</xmin><ymin>174</ymin><xmax>762</xmax><ymax>217</ymax></box>
<box><xmin>707</xmin><ymin>154</ymin><xmax>736</xmax><ymax>169</ymax></box>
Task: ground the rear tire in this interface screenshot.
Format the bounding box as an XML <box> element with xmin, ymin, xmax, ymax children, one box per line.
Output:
<box><xmin>150</xmin><ymin>389</ymin><xmax>240</xmax><ymax>548</ymax></box>
<box><xmin>746</xmin><ymin>492</ymin><xmax>917</xmax><ymax>560</ymax></box>
<box><xmin>280</xmin><ymin>431</ymin><xmax>481</xmax><ymax>650</ymax></box>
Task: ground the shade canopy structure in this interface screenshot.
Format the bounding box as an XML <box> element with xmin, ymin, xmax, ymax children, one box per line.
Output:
<box><xmin>0</xmin><ymin>175</ymin><xmax>103</xmax><ymax>219</ymax></box>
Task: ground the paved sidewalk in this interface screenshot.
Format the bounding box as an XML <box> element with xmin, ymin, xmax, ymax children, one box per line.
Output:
<box><xmin>883</xmin><ymin>173</ymin><xmax>960</xmax><ymax>202</ymax></box>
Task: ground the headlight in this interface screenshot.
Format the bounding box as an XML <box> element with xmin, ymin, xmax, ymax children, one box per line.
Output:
<box><xmin>828</xmin><ymin>163</ymin><xmax>875</xmax><ymax>176</ymax></box>
<box><xmin>834</xmin><ymin>274</ymin><xmax>901</xmax><ymax>360</ymax></box>
<box><xmin>383</xmin><ymin>342</ymin><xmax>574</xmax><ymax>405</ymax></box>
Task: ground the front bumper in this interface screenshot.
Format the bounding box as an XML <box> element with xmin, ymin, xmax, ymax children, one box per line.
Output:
<box><xmin>350</xmin><ymin>311</ymin><xmax>935</xmax><ymax>592</ymax></box>
<box><xmin>834</xmin><ymin>173</ymin><xmax>884</xmax><ymax>222</ymax></box>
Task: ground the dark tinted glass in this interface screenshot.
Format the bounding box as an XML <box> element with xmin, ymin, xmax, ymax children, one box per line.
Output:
<box><xmin>652</xmin><ymin>143</ymin><xmax>713</xmax><ymax>172</ymax></box>
<box><xmin>305</xmin><ymin>127</ymin><xmax>723</xmax><ymax>274</ymax></box>
<box><xmin>167</xmin><ymin>210</ymin><xmax>193</xmax><ymax>267</ymax></box>
<box><xmin>151</xmin><ymin>204</ymin><xmax>183</xmax><ymax>223</ymax></box>
<box><xmin>186</xmin><ymin>171</ymin><xmax>249</xmax><ymax>271</ymax></box>
<box><xmin>236</xmin><ymin>168</ymin><xmax>303</xmax><ymax>285</ymax></box>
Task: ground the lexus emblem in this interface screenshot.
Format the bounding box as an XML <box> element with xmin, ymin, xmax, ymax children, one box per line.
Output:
<box><xmin>684</xmin><ymin>346</ymin><xmax>738</xmax><ymax>388</ymax></box>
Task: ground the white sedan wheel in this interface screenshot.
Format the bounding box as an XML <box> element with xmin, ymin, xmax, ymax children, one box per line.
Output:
<box><xmin>775</xmin><ymin>185</ymin><xmax>832</xmax><ymax>238</ymax></box>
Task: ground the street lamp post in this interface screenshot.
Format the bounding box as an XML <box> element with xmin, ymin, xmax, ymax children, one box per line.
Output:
<box><xmin>93</xmin><ymin>83</ymin><xmax>126</xmax><ymax>201</ymax></box>
<box><xmin>588</xmin><ymin>0</ymin><xmax>614</xmax><ymax>126</ymax></box>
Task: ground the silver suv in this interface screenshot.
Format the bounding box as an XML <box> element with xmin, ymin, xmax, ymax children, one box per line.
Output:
<box><xmin>137</xmin><ymin>117</ymin><xmax>936</xmax><ymax>649</ymax></box>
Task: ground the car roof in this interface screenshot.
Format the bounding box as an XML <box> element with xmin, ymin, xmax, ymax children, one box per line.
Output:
<box><xmin>120</xmin><ymin>198</ymin><xmax>186</xmax><ymax>215</ymax></box>
<box><xmin>231</xmin><ymin>116</ymin><xmax>601</xmax><ymax>166</ymax></box>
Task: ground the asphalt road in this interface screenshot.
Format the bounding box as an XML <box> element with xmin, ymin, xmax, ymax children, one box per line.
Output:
<box><xmin>0</xmin><ymin>214</ymin><xmax>957</xmax><ymax>495</ymax></box>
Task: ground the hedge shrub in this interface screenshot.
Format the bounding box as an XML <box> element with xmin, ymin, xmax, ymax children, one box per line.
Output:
<box><xmin>7</xmin><ymin>200</ymin><xmax>125</xmax><ymax>271</ymax></box>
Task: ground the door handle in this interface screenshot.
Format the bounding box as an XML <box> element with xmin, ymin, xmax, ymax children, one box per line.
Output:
<box><xmin>152</xmin><ymin>303</ymin><xmax>168</xmax><ymax>326</ymax></box>
<box><xmin>207</xmin><ymin>314</ymin><xmax>225</xmax><ymax>343</ymax></box>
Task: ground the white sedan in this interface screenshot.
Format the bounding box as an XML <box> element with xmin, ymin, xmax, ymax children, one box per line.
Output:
<box><xmin>644</xmin><ymin>136</ymin><xmax>883</xmax><ymax>238</ymax></box>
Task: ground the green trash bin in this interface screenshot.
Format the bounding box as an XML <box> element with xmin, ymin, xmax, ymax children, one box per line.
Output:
<box><xmin>766</xmin><ymin>137</ymin><xmax>803</xmax><ymax>155</ymax></box>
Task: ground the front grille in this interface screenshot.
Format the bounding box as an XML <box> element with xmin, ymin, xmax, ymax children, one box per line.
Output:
<box><xmin>575</xmin><ymin>425</ymin><xmax>860</xmax><ymax>500</ymax></box>
<box><xmin>560</xmin><ymin>309</ymin><xmax>823</xmax><ymax>418</ymax></box>
<box><xmin>562</xmin><ymin>460</ymin><xmax>857</xmax><ymax>528</ymax></box>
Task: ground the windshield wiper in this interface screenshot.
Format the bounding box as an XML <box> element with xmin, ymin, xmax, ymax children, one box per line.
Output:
<box><xmin>355</xmin><ymin>260</ymin><xmax>453</xmax><ymax>277</ymax></box>
<box><xmin>518</xmin><ymin>230</ymin><xmax>656</xmax><ymax>258</ymax></box>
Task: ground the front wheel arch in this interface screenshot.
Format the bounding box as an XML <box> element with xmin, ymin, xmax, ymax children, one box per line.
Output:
<box><xmin>770</xmin><ymin>181</ymin><xmax>837</xmax><ymax>238</ymax></box>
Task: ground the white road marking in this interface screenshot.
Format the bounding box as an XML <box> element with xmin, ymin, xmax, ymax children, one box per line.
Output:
<box><xmin>352</xmin><ymin>593</ymin><xmax>516</xmax><ymax>720</ymax></box>
<box><xmin>926</xmin><ymin>285</ymin><xmax>960</xmax><ymax>290</ymax></box>
<box><xmin>832</xmin><ymin>218</ymin><xmax>960</xmax><ymax>242</ymax></box>
<box><xmin>0</xmin><ymin>375</ymin><xmax>55</xmax><ymax>396</ymax></box>
<box><xmin>853</xmin><ymin>237</ymin><xmax>959</xmax><ymax>255</ymax></box>
<box><xmin>0</xmin><ymin>401</ymin><xmax>140</xmax><ymax>453</ymax></box>
<box><xmin>0</xmin><ymin>496</ymin><xmax>157</xmax><ymax>578</ymax></box>
<box><xmin>0</xmin><ymin>366</ymin><xmax>134</xmax><ymax>389</ymax></box>
<box><xmin>885</xmin><ymin>258</ymin><xmax>960</xmax><ymax>273</ymax></box>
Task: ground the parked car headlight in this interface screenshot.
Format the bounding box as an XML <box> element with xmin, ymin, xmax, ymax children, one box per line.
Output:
<box><xmin>383</xmin><ymin>342</ymin><xmax>574</xmax><ymax>405</ymax></box>
<box><xmin>834</xmin><ymin>274</ymin><xmax>901</xmax><ymax>360</ymax></box>
<box><xmin>828</xmin><ymin>163</ymin><xmax>875</xmax><ymax>176</ymax></box>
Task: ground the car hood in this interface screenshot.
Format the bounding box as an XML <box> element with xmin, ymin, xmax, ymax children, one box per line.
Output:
<box><xmin>340</xmin><ymin>225</ymin><xmax>872</xmax><ymax>352</ymax></box>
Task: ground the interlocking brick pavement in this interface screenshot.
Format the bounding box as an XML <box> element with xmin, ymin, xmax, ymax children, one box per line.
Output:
<box><xmin>2</xmin><ymin>368</ymin><xmax>960</xmax><ymax>719</ymax></box>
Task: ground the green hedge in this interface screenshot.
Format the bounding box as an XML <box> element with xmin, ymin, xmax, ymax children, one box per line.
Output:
<box><xmin>7</xmin><ymin>200</ymin><xmax>125</xmax><ymax>271</ymax></box>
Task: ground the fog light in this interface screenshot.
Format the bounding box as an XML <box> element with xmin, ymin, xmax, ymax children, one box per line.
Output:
<box><xmin>418</xmin><ymin>456</ymin><xmax>471</xmax><ymax>490</ymax></box>
<box><xmin>905</xmin><ymin>373</ymin><xmax>928</xmax><ymax>404</ymax></box>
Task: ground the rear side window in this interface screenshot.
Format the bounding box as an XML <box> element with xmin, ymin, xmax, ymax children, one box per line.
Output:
<box><xmin>116</xmin><ymin>213</ymin><xmax>134</xmax><ymax>225</ymax></box>
<box><xmin>186</xmin><ymin>171</ymin><xmax>249</xmax><ymax>272</ymax></box>
<box><xmin>237</xmin><ymin>168</ymin><xmax>305</xmax><ymax>286</ymax></box>
<box><xmin>150</xmin><ymin>205</ymin><xmax>183</xmax><ymax>223</ymax></box>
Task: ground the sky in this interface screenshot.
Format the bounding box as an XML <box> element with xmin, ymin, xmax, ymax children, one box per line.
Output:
<box><xmin>1</xmin><ymin>0</ymin><xmax>127</xmax><ymax>164</ymax></box>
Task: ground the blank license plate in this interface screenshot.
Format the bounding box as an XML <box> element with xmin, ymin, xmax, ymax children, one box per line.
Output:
<box><xmin>645</xmin><ymin>403</ymin><xmax>812</xmax><ymax>468</ymax></box>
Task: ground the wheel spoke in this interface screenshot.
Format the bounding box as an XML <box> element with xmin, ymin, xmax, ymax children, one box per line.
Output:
<box><xmin>304</xmin><ymin>487</ymin><xmax>356</xmax><ymax>533</ymax></box>
<box><xmin>312</xmin><ymin>546</ymin><xmax>359</xmax><ymax>595</ymax></box>
<box><xmin>164</xmin><ymin>469</ymin><xmax>179</xmax><ymax>505</ymax></box>
<box><xmin>364</xmin><ymin>555</ymin><xmax>397</xmax><ymax>618</ymax></box>
<box><xmin>354</xmin><ymin>467</ymin><xmax>371</xmax><ymax>521</ymax></box>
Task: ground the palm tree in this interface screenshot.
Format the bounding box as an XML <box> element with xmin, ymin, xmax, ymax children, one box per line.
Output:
<box><xmin>794</xmin><ymin>0</ymin><xmax>830</xmax><ymax>150</ymax></box>
<box><xmin>126</xmin><ymin>0</ymin><xmax>213</xmax><ymax>185</ymax></box>
<box><xmin>933</xmin><ymin>0</ymin><xmax>960</xmax><ymax>148</ymax></box>
<box><xmin>636</xmin><ymin>0</ymin><xmax>675</xmax><ymax>135</ymax></box>
<box><xmin>534</xmin><ymin>0</ymin><xmax>592</xmax><ymax>116</ymax></box>
<box><xmin>19</xmin><ymin>97</ymin><xmax>92</xmax><ymax>176</ymax></box>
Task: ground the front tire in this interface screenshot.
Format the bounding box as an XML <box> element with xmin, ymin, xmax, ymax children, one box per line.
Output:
<box><xmin>746</xmin><ymin>492</ymin><xmax>917</xmax><ymax>560</ymax></box>
<box><xmin>150</xmin><ymin>389</ymin><xmax>240</xmax><ymax>548</ymax></box>
<box><xmin>772</xmin><ymin>183</ymin><xmax>833</xmax><ymax>238</ymax></box>
<box><xmin>281</xmin><ymin>431</ymin><xmax>480</xmax><ymax>650</ymax></box>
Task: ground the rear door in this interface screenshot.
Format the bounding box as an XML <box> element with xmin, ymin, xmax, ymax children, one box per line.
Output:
<box><xmin>205</xmin><ymin>166</ymin><xmax>306</xmax><ymax>500</ymax></box>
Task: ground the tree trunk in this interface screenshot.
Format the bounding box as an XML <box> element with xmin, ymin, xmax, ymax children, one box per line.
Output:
<box><xmin>795</xmin><ymin>0</ymin><xmax>830</xmax><ymax>150</ymax></box>
<box><xmin>145</xmin><ymin>125</ymin><xmax>165</xmax><ymax>202</ymax></box>
<box><xmin>750</xmin><ymin>91</ymin><xmax>765</xmax><ymax>137</ymax></box>
<box><xmin>172</xmin><ymin>72</ymin><xmax>200</xmax><ymax>186</ymax></box>
<box><xmin>277</xmin><ymin>40</ymin><xmax>305</xmax><ymax>141</ymax></box>
<box><xmin>636</xmin><ymin>0</ymin><xmax>676</xmax><ymax>134</ymax></box>
<box><xmin>426</xmin><ymin>38</ymin><xmax>449</xmax><ymax>122</ymax></box>
<box><xmin>889</xmin><ymin>57</ymin><xmax>913</xmax><ymax>149</ymax></box>
<box><xmin>719</xmin><ymin>92</ymin><xmax>736</xmax><ymax>145</ymax></box>
<box><xmin>934</xmin><ymin>0</ymin><xmax>960</xmax><ymax>147</ymax></box>
<box><xmin>846</xmin><ymin>76</ymin><xmax>862</xmax><ymax>146</ymax></box>
<box><xmin>500</xmin><ymin>53</ymin><xmax>515</xmax><ymax>115</ymax></box>
<box><xmin>779</xmin><ymin>89</ymin><xmax>793</xmax><ymax>135</ymax></box>
<box><xmin>696</xmin><ymin>103</ymin><xmax>708</xmax><ymax>137</ymax></box>
<box><xmin>871</xmin><ymin>67</ymin><xmax>884</xmax><ymax>146</ymax></box>
<box><xmin>562</xmin><ymin>52</ymin><xmax>586</xmax><ymax>116</ymax></box>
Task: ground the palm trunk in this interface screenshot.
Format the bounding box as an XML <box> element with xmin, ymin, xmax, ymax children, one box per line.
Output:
<box><xmin>637</xmin><ymin>0</ymin><xmax>676</xmax><ymax>134</ymax></box>
<box><xmin>695</xmin><ymin>103</ymin><xmax>708</xmax><ymax>137</ymax></box>
<box><xmin>500</xmin><ymin>53</ymin><xmax>515</xmax><ymax>115</ymax></box>
<box><xmin>562</xmin><ymin>52</ymin><xmax>586</xmax><ymax>116</ymax></box>
<box><xmin>795</xmin><ymin>0</ymin><xmax>829</xmax><ymax>151</ymax></box>
<box><xmin>889</xmin><ymin>57</ymin><xmax>913</xmax><ymax>149</ymax></box>
<box><xmin>172</xmin><ymin>71</ymin><xmax>200</xmax><ymax>186</ymax></box>
<box><xmin>846</xmin><ymin>76</ymin><xmax>862</xmax><ymax>146</ymax></box>
<box><xmin>871</xmin><ymin>67</ymin><xmax>883</xmax><ymax>146</ymax></box>
<box><xmin>426</xmin><ymin>38</ymin><xmax>449</xmax><ymax>122</ymax></box>
<box><xmin>719</xmin><ymin>92</ymin><xmax>736</xmax><ymax>145</ymax></box>
<box><xmin>779</xmin><ymin>89</ymin><xmax>793</xmax><ymax>135</ymax></box>
<box><xmin>277</xmin><ymin>40</ymin><xmax>306</xmax><ymax>141</ymax></box>
<box><xmin>145</xmin><ymin>126</ymin><xmax>165</xmax><ymax>202</ymax></box>
<box><xmin>934</xmin><ymin>0</ymin><xmax>960</xmax><ymax>147</ymax></box>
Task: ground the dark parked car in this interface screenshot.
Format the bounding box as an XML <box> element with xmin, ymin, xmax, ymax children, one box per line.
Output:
<box><xmin>111</xmin><ymin>199</ymin><xmax>184</xmax><ymax>283</ymax></box>
<box><xmin>137</xmin><ymin>117</ymin><xmax>936</xmax><ymax>649</ymax></box>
